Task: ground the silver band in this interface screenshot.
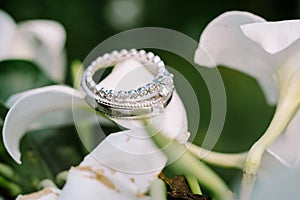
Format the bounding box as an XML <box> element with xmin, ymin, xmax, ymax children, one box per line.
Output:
<box><xmin>81</xmin><ymin>49</ymin><xmax>174</xmax><ymax>119</ymax></box>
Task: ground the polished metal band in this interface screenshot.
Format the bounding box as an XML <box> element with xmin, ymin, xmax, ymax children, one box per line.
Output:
<box><xmin>81</xmin><ymin>49</ymin><xmax>174</xmax><ymax>119</ymax></box>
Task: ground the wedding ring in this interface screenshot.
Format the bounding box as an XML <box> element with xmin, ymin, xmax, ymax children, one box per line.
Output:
<box><xmin>81</xmin><ymin>49</ymin><xmax>175</xmax><ymax>119</ymax></box>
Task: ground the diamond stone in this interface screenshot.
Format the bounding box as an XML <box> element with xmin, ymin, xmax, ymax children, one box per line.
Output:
<box><xmin>145</xmin><ymin>83</ymin><xmax>157</xmax><ymax>93</ymax></box>
<box><xmin>160</xmin><ymin>75</ymin><xmax>173</xmax><ymax>86</ymax></box>
<box><xmin>159</xmin><ymin>85</ymin><xmax>172</xmax><ymax>97</ymax></box>
<box><xmin>116</xmin><ymin>90</ymin><xmax>127</xmax><ymax>102</ymax></box>
<box><xmin>137</xmin><ymin>87</ymin><xmax>148</xmax><ymax>96</ymax></box>
<box><xmin>106</xmin><ymin>90</ymin><xmax>117</xmax><ymax>101</ymax></box>
<box><xmin>128</xmin><ymin>90</ymin><xmax>138</xmax><ymax>99</ymax></box>
<box><xmin>97</xmin><ymin>88</ymin><xmax>107</xmax><ymax>97</ymax></box>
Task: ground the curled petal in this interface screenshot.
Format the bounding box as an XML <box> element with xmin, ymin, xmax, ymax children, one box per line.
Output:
<box><xmin>241</xmin><ymin>20</ymin><xmax>300</xmax><ymax>54</ymax></box>
<box><xmin>195</xmin><ymin>11</ymin><xmax>278</xmax><ymax>104</ymax></box>
<box><xmin>3</xmin><ymin>85</ymin><xmax>90</xmax><ymax>164</ymax></box>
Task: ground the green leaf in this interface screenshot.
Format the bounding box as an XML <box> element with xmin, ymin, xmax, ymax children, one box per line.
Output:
<box><xmin>0</xmin><ymin>59</ymin><xmax>55</xmax><ymax>101</ymax></box>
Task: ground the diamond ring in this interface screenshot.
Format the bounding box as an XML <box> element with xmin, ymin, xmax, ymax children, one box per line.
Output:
<box><xmin>81</xmin><ymin>49</ymin><xmax>175</xmax><ymax>119</ymax></box>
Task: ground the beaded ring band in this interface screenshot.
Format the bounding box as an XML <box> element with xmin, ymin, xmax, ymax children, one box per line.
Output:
<box><xmin>81</xmin><ymin>49</ymin><xmax>175</xmax><ymax>119</ymax></box>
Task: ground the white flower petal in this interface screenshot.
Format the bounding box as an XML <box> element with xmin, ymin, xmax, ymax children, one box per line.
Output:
<box><xmin>0</xmin><ymin>15</ymin><xmax>67</xmax><ymax>82</ymax></box>
<box><xmin>5</xmin><ymin>89</ymin><xmax>112</xmax><ymax>131</ymax></box>
<box><xmin>195</xmin><ymin>11</ymin><xmax>278</xmax><ymax>104</ymax></box>
<box><xmin>16</xmin><ymin>187</ymin><xmax>60</xmax><ymax>200</ymax></box>
<box><xmin>2</xmin><ymin>85</ymin><xmax>88</xmax><ymax>164</ymax></box>
<box><xmin>18</xmin><ymin>20</ymin><xmax>66</xmax><ymax>55</ymax></box>
<box><xmin>0</xmin><ymin>10</ymin><xmax>17</xmax><ymax>59</ymax></box>
<box><xmin>91</xmin><ymin>128</ymin><xmax>167</xmax><ymax>174</ymax></box>
<box><xmin>241</xmin><ymin>20</ymin><xmax>300</xmax><ymax>54</ymax></box>
<box><xmin>98</xmin><ymin>59</ymin><xmax>188</xmax><ymax>142</ymax></box>
<box><xmin>60</xmin><ymin>129</ymin><xmax>166</xmax><ymax>200</ymax></box>
<box><xmin>60</xmin><ymin>167</ymin><xmax>150</xmax><ymax>200</ymax></box>
<box><xmin>253</xmin><ymin>152</ymin><xmax>300</xmax><ymax>200</ymax></box>
<box><xmin>17</xmin><ymin>20</ymin><xmax>67</xmax><ymax>82</ymax></box>
<box><xmin>267</xmin><ymin>110</ymin><xmax>300</xmax><ymax>168</ymax></box>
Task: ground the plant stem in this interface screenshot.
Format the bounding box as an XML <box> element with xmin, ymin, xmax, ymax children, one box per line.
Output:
<box><xmin>150</xmin><ymin>179</ymin><xmax>167</xmax><ymax>200</ymax></box>
<box><xmin>186</xmin><ymin>143</ymin><xmax>247</xmax><ymax>170</ymax></box>
<box><xmin>56</xmin><ymin>170</ymin><xmax>68</xmax><ymax>187</ymax></box>
<box><xmin>71</xmin><ymin>60</ymin><xmax>84</xmax><ymax>90</ymax></box>
<box><xmin>0</xmin><ymin>162</ymin><xmax>15</xmax><ymax>180</ymax></box>
<box><xmin>240</xmin><ymin>74</ymin><xmax>300</xmax><ymax>200</ymax></box>
<box><xmin>185</xmin><ymin>174</ymin><xmax>202</xmax><ymax>195</ymax></box>
<box><xmin>0</xmin><ymin>176</ymin><xmax>21</xmax><ymax>196</ymax></box>
<box><xmin>144</xmin><ymin>121</ymin><xmax>234</xmax><ymax>200</ymax></box>
<box><xmin>40</xmin><ymin>179</ymin><xmax>58</xmax><ymax>189</ymax></box>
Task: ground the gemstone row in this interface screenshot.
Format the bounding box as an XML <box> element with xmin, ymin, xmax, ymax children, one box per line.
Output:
<box><xmin>83</xmin><ymin>49</ymin><xmax>174</xmax><ymax>108</ymax></box>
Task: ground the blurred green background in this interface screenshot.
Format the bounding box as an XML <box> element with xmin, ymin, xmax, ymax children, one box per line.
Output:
<box><xmin>0</xmin><ymin>0</ymin><xmax>299</xmax><ymax>199</ymax></box>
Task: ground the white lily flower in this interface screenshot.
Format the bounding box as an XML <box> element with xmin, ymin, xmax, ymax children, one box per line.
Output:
<box><xmin>194</xmin><ymin>11</ymin><xmax>300</xmax><ymax>168</ymax></box>
<box><xmin>3</xmin><ymin>58</ymin><xmax>188</xmax><ymax>199</ymax></box>
<box><xmin>0</xmin><ymin>9</ymin><xmax>66</xmax><ymax>82</ymax></box>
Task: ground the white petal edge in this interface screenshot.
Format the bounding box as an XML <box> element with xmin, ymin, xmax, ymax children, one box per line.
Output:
<box><xmin>59</xmin><ymin>129</ymin><xmax>166</xmax><ymax>200</ymax></box>
<box><xmin>18</xmin><ymin>20</ymin><xmax>66</xmax><ymax>54</ymax></box>
<box><xmin>18</xmin><ymin>20</ymin><xmax>67</xmax><ymax>82</ymax></box>
<box><xmin>3</xmin><ymin>85</ymin><xmax>88</xmax><ymax>164</ymax></box>
<box><xmin>60</xmin><ymin>167</ymin><xmax>150</xmax><ymax>200</ymax></box>
<box><xmin>253</xmin><ymin>152</ymin><xmax>300</xmax><ymax>200</ymax></box>
<box><xmin>0</xmin><ymin>13</ymin><xmax>67</xmax><ymax>82</ymax></box>
<box><xmin>195</xmin><ymin>11</ymin><xmax>279</xmax><ymax>105</ymax></box>
<box><xmin>0</xmin><ymin>9</ymin><xmax>17</xmax><ymax>60</ymax></box>
<box><xmin>241</xmin><ymin>20</ymin><xmax>300</xmax><ymax>54</ymax></box>
<box><xmin>267</xmin><ymin>109</ymin><xmax>300</xmax><ymax>168</ymax></box>
<box><xmin>0</xmin><ymin>10</ymin><xmax>17</xmax><ymax>60</ymax></box>
<box><xmin>5</xmin><ymin>89</ymin><xmax>112</xmax><ymax>131</ymax></box>
<box><xmin>16</xmin><ymin>187</ymin><xmax>60</xmax><ymax>200</ymax></box>
<box><xmin>98</xmin><ymin>59</ymin><xmax>189</xmax><ymax>143</ymax></box>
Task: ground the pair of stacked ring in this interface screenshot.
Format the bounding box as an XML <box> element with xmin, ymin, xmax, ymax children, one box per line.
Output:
<box><xmin>81</xmin><ymin>49</ymin><xmax>175</xmax><ymax>119</ymax></box>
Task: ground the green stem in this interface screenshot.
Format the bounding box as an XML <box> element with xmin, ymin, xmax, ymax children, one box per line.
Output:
<box><xmin>240</xmin><ymin>75</ymin><xmax>300</xmax><ymax>200</ymax></box>
<box><xmin>186</xmin><ymin>143</ymin><xmax>247</xmax><ymax>170</ymax></box>
<box><xmin>144</xmin><ymin>121</ymin><xmax>234</xmax><ymax>200</ymax></box>
<box><xmin>185</xmin><ymin>174</ymin><xmax>202</xmax><ymax>195</ymax></box>
<box><xmin>0</xmin><ymin>162</ymin><xmax>15</xmax><ymax>180</ymax></box>
<box><xmin>56</xmin><ymin>170</ymin><xmax>68</xmax><ymax>187</ymax></box>
<box><xmin>150</xmin><ymin>179</ymin><xmax>167</xmax><ymax>200</ymax></box>
<box><xmin>40</xmin><ymin>179</ymin><xmax>58</xmax><ymax>189</ymax></box>
<box><xmin>0</xmin><ymin>176</ymin><xmax>22</xmax><ymax>196</ymax></box>
<box><xmin>71</xmin><ymin>60</ymin><xmax>84</xmax><ymax>90</ymax></box>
